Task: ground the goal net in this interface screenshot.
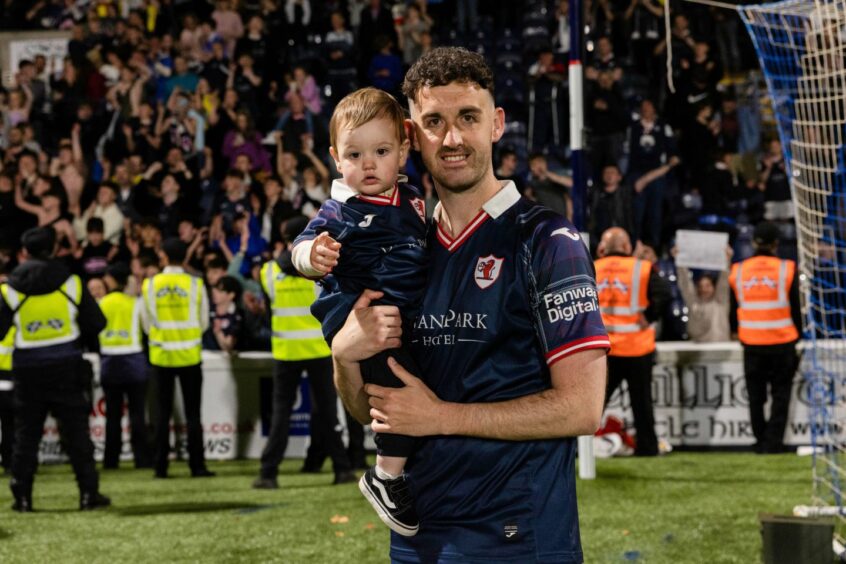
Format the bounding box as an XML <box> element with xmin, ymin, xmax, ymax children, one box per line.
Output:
<box><xmin>739</xmin><ymin>0</ymin><xmax>846</xmax><ymax>537</ymax></box>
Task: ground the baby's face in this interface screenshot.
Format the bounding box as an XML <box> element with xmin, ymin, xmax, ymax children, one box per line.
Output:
<box><xmin>330</xmin><ymin>117</ymin><xmax>409</xmax><ymax>196</ymax></box>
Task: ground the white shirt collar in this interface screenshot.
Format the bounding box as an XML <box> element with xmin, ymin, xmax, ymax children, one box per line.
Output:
<box><xmin>432</xmin><ymin>180</ymin><xmax>521</xmax><ymax>224</ymax></box>
<box><xmin>330</xmin><ymin>175</ymin><xmax>409</xmax><ymax>203</ymax></box>
<box><xmin>163</xmin><ymin>266</ymin><xmax>185</xmax><ymax>274</ymax></box>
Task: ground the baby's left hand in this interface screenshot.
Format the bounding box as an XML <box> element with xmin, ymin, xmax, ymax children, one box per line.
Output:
<box><xmin>311</xmin><ymin>232</ymin><xmax>341</xmax><ymax>275</ymax></box>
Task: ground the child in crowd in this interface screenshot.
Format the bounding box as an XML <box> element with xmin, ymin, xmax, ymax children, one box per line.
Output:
<box><xmin>291</xmin><ymin>87</ymin><xmax>428</xmax><ymax>536</ymax></box>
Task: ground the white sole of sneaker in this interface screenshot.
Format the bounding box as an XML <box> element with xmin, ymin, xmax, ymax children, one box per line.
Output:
<box><xmin>358</xmin><ymin>475</ymin><xmax>419</xmax><ymax>537</ymax></box>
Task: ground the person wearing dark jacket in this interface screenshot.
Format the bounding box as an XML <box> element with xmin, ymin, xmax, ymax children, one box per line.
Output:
<box><xmin>729</xmin><ymin>221</ymin><xmax>802</xmax><ymax>454</ymax></box>
<box><xmin>0</xmin><ymin>227</ymin><xmax>110</xmax><ymax>511</ymax></box>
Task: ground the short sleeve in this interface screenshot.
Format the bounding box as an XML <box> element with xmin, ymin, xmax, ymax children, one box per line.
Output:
<box><xmin>292</xmin><ymin>199</ymin><xmax>346</xmax><ymax>248</ymax></box>
<box><xmin>529</xmin><ymin>216</ymin><xmax>610</xmax><ymax>367</ymax></box>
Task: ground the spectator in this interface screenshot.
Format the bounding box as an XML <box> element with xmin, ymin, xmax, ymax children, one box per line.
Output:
<box><xmin>74</xmin><ymin>182</ymin><xmax>125</xmax><ymax>245</ymax></box>
<box><xmin>367</xmin><ymin>36</ymin><xmax>403</xmax><ymax>97</ymax></box>
<box><xmin>587</xmin><ymin>70</ymin><xmax>628</xmax><ymax>176</ymax></box>
<box><xmin>14</xmin><ymin>185</ymin><xmax>78</xmax><ymax>258</ymax></box>
<box><xmin>589</xmin><ymin>164</ymin><xmax>634</xmax><ymax>247</ymax></box>
<box><xmin>528</xmin><ymin>48</ymin><xmax>567</xmax><ymax>153</ymax></box>
<box><xmin>261</xmin><ymin>176</ymin><xmax>297</xmax><ymax>246</ymax></box>
<box><xmin>398</xmin><ymin>4</ymin><xmax>431</xmax><ymax>67</ymax></box>
<box><xmin>358</xmin><ymin>0</ymin><xmax>397</xmax><ymax>75</ymax></box>
<box><xmin>625</xmin><ymin>0</ymin><xmax>663</xmax><ymax>78</ymax></box>
<box><xmin>165</xmin><ymin>56</ymin><xmax>200</xmax><ymax>98</ymax></box>
<box><xmin>495</xmin><ymin>149</ymin><xmax>526</xmax><ymax>195</ymax></box>
<box><xmin>203</xmin><ymin>275</ymin><xmax>243</xmax><ymax>353</ymax></box>
<box><xmin>86</xmin><ymin>276</ymin><xmax>108</xmax><ymax>301</ymax></box>
<box><xmin>682</xmin><ymin>103</ymin><xmax>720</xmax><ymax>189</ymax></box>
<box><xmin>201</xmin><ymin>39</ymin><xmax>232</xmax><ymax>95</ymax></box>
<box><xmin>236</xmin><ymin>15</ymin><xmax>269</xmax><ymax>76</ymax></box>
<box><xmin>229</xmin><ymin>52</ymin><xmax>263</xmax><ymax>116</ymax></box>
<box><xmin>212</xmin><ymin>0</ymin><xmax>244</xmax><ymax>57</ymax></box>
<box><xmin>274</xmin><ymin>92</ymin><xmax>315</xmax><ymax>155</ymax></box>
<box><xmin>286</xmin><ymin>66</ymin><xmax>322</xmax><ymax>116</ymax></box>
<box><xmin>324</xmin><ymin>11</ymin><xmax>358</xmax><ymax>107</ymax></box>
<box><xmin>553</xmin><ymin>0</ymin><xmax>571</xmax><ymax>61</ymax></box>
<box><xmin>218</xmin><ymin>213</ymin><xmax>267</xmax><ymax>276</ymax></box>
<box><xmin>626</xmin><ymin>99</ymin><xmax>677</xmax><ymax>248</ymax></box>
<box><xmin>526</xmin><ymin>153</ymin><xmax>573</xmax><ymax>220</ymax></box>
<box><xmin>758</xmin><ymin>139</ymin><xmax>793</xmax><ymax>222</ymax></box>
<box><xmin>674</xmin><ymin>246</ymin><xmax>732</xmax><ymax>342</ymax></box>
<box><xmin>284</xmin><ymin>0</ymin><xmax>312</xmax><ymax>47</ymax></box>
<box><xmin>222</xmin><ymin>111</ymin><xmax>271</xmax><ymax>172</ymax></box>
<box><xmin>76</xmin><ymin>217</ymin><xmax>116</xmax><ymax>280</ymax></box>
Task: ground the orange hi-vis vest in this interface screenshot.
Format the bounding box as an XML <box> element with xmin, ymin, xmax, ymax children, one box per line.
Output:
<box><xmin>729</xmin><ymin>256</ymin><xmax>799</xmax><ymax>346</ymax></box>
<box><xmin>595</xmin><ymin>256</ymin><xmax>655</xmax><ymax>357</ymax></box>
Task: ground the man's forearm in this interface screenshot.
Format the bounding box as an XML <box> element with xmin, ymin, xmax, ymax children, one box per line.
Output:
<box><xmin>431</xmin><ymin>349</ymin><xmax>606</xmax><ymax>440</ymax></box>
<box><xmin>333</xmin><ymin>357</ymin><xmax>371</xmax><ymax>424</ymax></box>
<box><xmin>437</xmin><ymin>388</ymin><xmax>596</xmax><ymax>440</ymax></box>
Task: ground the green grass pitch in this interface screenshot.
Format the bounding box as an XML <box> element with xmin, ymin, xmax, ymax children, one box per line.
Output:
<box><xmin>0</xmin><ymin>453</ymin><xmax>808</xmax><ymax>563</ymax></box>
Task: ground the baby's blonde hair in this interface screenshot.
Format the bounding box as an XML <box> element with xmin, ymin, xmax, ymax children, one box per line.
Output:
<box><xmin>329</xmin><ymin>87</ymin><xmax>406</xmax><ymax>150</ymax></box>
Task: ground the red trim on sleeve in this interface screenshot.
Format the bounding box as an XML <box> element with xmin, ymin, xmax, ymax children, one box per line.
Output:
<box><xmin>546</xmin><ymin>335</ymin><xmax>611</xmax><ymax>367</ymax></box>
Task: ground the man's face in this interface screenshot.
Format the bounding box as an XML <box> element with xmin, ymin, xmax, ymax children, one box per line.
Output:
<box><xmin>264</xmin><ymin>179</ymin><xmax>282</xmax><ymax>200</ymax></box>
<box><xmin>235</xmin><ymin>154</ymin><xmax>252</xmax><ymax>173</ymax></box>
<box><xmin>87</xmin><ymin>230</ymin><xmax>104</xmax><ymax>246</ymax></box>
<box><xmin>641</xmin><ymin>100</ymin><xmax>656</xmax><ymax>121</ymax></box>
<box><xmin>165</xmin><ymin>148</ymin><xmax>179</xmax><ymax>167</ymax></box>
<box><xmin>602</xmin><ymin>166</ymin><xmax>621</xmax><ymax>186</ymax></box>
<box><xmin>500</xmin><ymin>153</ymin><xmax>516</xmax><ymax>174</ymax></box>
<box><xmin>8</xmin><ymin>128</ymin><xmax>22</xmax><ymax>146</ymax></box>
<box><xmin>19</xmin><ymin>155</ymin><xmax>36</xmax><ymax>176</ymax></box>
<box><xmin>529</xmin><ymin>157</ymin><xmax>547</xmax><ymax>177</ymax></box>
<box><xmin>409</xmin><ymin>82</ymin><xmax>504</xmax><ymax>194</ymax></box>
<box><xmin>206</xmin><ymin>267</ymin><xmax>225</xmax><ymax>287</ymax></box>
<box><xmin>115</xmin><ymin>165</ymin><xmax>130</xmax><ymax>186</ymax></box>
<box><xmin>178</xmin><ymin>221</ymin><xmax>196</xmax><ymax>242</ymax></box>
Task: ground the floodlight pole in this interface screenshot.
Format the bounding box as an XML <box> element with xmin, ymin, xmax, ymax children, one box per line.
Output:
<box><xmin>569</xmin><ymin>0</ymin><xmax>586</xmax><ymax>232</ymax></box>
<box><xmin>569</xmin><ymin>0</ymin><xmax>597</xmax><ymax>481</ymax></box>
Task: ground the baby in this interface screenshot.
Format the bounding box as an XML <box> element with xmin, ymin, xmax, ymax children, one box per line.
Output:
<box><xmin>292</xmin><ymin>87</ymin><xmax>428</xmax><ymax>536</ymax></box>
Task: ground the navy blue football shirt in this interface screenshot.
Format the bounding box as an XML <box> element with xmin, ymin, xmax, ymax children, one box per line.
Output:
<box><xmin>294</xmin><ymin>178</ymin><xmax>429</xmax><ymax>341</ymax></box>
<box><xmin>392</xmin><ymin>182</ymin><xmax>609</xmax><ymax>563</ymax></box>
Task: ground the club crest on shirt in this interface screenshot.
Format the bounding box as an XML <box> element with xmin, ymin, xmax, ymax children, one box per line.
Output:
<box><xmin>474</xmin><ymin>255</ymin><xmax>504</xmax><ymax>290</ymax></box>
<box><xmin>409</xmin><ymin>197</ymin><xmax>426</xmax><ymax>223</ymax></box>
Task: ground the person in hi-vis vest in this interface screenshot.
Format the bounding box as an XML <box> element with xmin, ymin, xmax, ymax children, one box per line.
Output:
<box><xmin>0</xmin><ymin>262</ymin><xmax>14</xmax><ymax>474</ymax></box>
<box><xmin>595</xmin><ymin>227</ymin><xmax>670</xmax><ymax>456</ymax></box>
<box><xmin>0</xmin><ymin>227</ymin><xmax>110</xmax><ymax>511</ymax></box>
<box><xmin>99</xmin><ymin>262</ymin><xmax>152</xmax><ymax>470</ymax></box>
<box><xmin>252</xmin><ymin>216</ymin><xmax>355</xmax><ymax>490</ymax></box>
<box><xmin>729</xmin><ymin>221</ymin><xmax>801</xmax><ymax>454</ymax></box>
<box><xmin>141</xmin><ymin>238</ymin><xmax>214</xmax><ymax>478</ymax></box>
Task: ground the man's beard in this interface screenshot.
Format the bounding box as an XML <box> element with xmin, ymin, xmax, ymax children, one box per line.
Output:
<box><xmin>425</xmin><ymin>150</ymin><xmax>489</xmax><ymax>195</ymax></box>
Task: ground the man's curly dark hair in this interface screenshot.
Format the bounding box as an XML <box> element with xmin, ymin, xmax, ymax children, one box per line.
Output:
<box><xmin>402</xmin><ymin>47</ymin><xmax>495</xmax><ymax>104</ymax></box>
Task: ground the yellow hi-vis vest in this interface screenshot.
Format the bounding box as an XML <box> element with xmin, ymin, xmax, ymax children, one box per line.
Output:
<box><xmin>261</xmin><ymin>260</ymin><xmax>330</xmax><ymax>361</ymax></box>
<box><xmin>0</xmin><ymin>327</ymin><xmax>15</xmax><ymax>371</ymax></box>
<box><xmin>0</xmin><ymin>275</ymin><xmax>82</xmax><ymax>350</ymax></box>
<box><xmin>98</xmin><ymin>291</ymin><xmax>143</xmax><ymax>356</ymax></box>
<box><xmin>142</xmin><ymin>272</ymin><xmax>203</xmax><ymax>367</ymax></box>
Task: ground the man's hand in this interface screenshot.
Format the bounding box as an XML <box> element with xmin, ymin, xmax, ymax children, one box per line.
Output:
<box><xmin>367</xmin><ymin>357</ymin><xmax>444</xmax><ymax>437</ymax></box>
<box><xmin>310</xmin><ymin>232</ymin><xmax>341</xmax><ymax>274</ymax></box>
<box><xmin>332</xmin><ymin>290</ymin><xmax>402</xmax><ymax>363</ymax></box>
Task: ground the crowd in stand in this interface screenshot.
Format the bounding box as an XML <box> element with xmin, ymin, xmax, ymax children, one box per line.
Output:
<box><xmin>0</xmin><ymin>0</ymin><xmax>795</xmax><ymax>347</ymax></box>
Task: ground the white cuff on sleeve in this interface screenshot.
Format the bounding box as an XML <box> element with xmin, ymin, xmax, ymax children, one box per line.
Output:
<box><xmin>291</xmin><ymin>240</ymin><xmax>323</xmax><ymax>278</ymax></box>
